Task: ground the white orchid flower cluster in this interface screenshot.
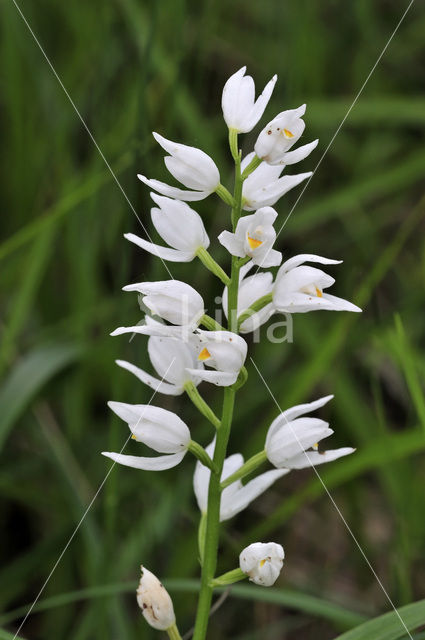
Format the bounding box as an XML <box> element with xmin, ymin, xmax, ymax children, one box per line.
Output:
<box><xmin>103</xmin><ymin>66</ymin><xmax>362</xmax><ymax>640</ymax></box>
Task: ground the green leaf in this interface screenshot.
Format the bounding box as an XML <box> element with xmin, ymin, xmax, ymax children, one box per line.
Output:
<box><xmin>332</xmin><ymin>598</ymin><xmax>425</xmax><ymax>640</ymax></box>
<box><xmin>0</xmin><ymin>342</ymin><xmax>82</xmax><ymax>450</ymax></box>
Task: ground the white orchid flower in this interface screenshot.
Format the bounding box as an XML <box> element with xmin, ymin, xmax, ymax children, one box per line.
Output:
<box><xmin>255</xmin><ymin>104</ymin><xmax>318</xmax><ymax>166</ymax></box>
<box><xmin>137</xmin><ymin>566</ymin><xmax>176</xmax><ymax>631</ymax></box>
<box><xmin>186</xmin><ymin>330</ymin><xmax>248</xmax><ymax>387</ymax></box>
<box><xmin>272</xmin><ymin>254</ymin><xmax>362</xmax><ymax>313</ymax></box>
<box><xmin>218</xmin><ymin>207</ymin><xmax>282</xmax><ymax>268</ymax></box>
<box><xmin>265</xmin><ymin>395</ymin><xmax>355</xmax><ymax>469</ymax></box>
<box><xmin>241</xmin><ymin>152</ymin><xmax>311</xmax><ymax>211</ymax></box>
<box><xmin>102</xmin><ymin>403</ymin><xmax>190</xmax><ymax>471</ymax></box>
<box><xmin>194</xmin><ymin>441</ymin><xmax>289</xmax><ymax>521</ymax></box>
<box><xmin>138</xmin><ymin>133</ymin><xmax>220</xmax><ymax>202</ymax></box>
<box><xmin>121</xmin><ymin>280</ymin><xmax>205</xmax><ymax>326</ymax></box>
<box><xmin>222</xmin><ymin>67</ymin><xmax>277</xmax><ymax>133</ymax></box>
<box><xmin>222</xmin><ymin>262</ymin><xmax>274</xmax><ymax>334</ymax></box>
<box><xmin>114</xmin><ymin>319</ymin><xmax>203</xmax><ymax>396</ymax></box>
<box><xmin>239</xmin><ymin>542</ymin><xmax>284</xmax><ymax>586</ymax></box>
<box><xmin>125</xmin><ymin>194</ymin><xmax>209</xmax><ymax>262</ymax></box>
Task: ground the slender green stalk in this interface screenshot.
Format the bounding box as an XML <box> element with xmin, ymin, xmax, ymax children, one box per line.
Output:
<box><xmin>167</xmin><ymin>623</ymin><xmax>183</xmax><ymax>640</ymax></box>
<box><xmin>184</xmin><ymin>381</ymin><xmax>221</xmax><ymax>429</ymax></box>
<box><xmin>192</xmin><ymin>131</ymin><xmax>246</xmax><ymax>640</ymax></box>
<box><xmin>215</xmin><ymin>183</ymin><xmax>234</xmax><ymax>206</ymax></box>
<box><xmin>196</xmin><ymin>247</ymin><xmax>231</xmax><ymax>286</ymax></box>
<box><xmin>210</xmin><ymin>568</ymin><xmax>246</xmax><ymax>588</ymax></box>
<box><xmin>221</xmin><ymin>450</ymin><xmax>268</xmax><ymax>489</ymax></box>
<box><xmin>200</xmin><ymin>314</ymin><xmax>227</xmax><ymax>332</ymax></box>
<box><xmin>237</xmin><ymin>293</ymin><xmax>273</xmax><ymax>330</ymax></box>
<box><xmin>191</xmin><ymin>387</ymin><xmax>235</xmax><ymax>640</ymax></box>
<box><xmin>241</xmin><ymin>154</ymin><xmax>262</xmax><ymax>179</ymax></box>
<box><xmin>188</xmin><ymin>441</ymin><xmax>218</xmax><ymax>473</ymax></box>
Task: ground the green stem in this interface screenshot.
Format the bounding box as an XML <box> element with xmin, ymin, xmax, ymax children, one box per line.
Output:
<box><xmin>167</xmin><ymin>624</ymin><xmax>183</xmax><ymax>640</ymax></box>
<box><xmin>215</xmin><ymin>183</ymin><xmax>235</xmax><ymax>206</ymax></box>
<box><xmin>237</xmin><ymin>293</ymin><xmax>273</xmax><ymax>330</ymax></box>
<box><xmin>191</xmin><ymin>387</ymin><xmax>236</xmax><ymax>640</ymax></box>
<box><xmin>192</xmin><ymin>140</ymin><xmax>246</xmax><ymax>640</ymax></box>
<box><xmin>210</xmin><ymin>567</ymin><xmax>246</xmax><ymax>588</ymax></box>
<box><xmin>221</xmin><ymin>450</ymin><xmax>267</xmax><ymax>489</ymax></box>
<box><xmin>228</xmin><ymin>128</ymin><xmax>239</xmax><ymax>161</ymax></box>
<box><xmin>184</xmin><ymin>381</ymin><xmax>221</xmax><ymax>429</ymax></box>
<box><xmin>200</xmin><ymin>314</ymin><xmax>226</xmax><ymax>332</ymax></box>
<box><xmin>241</xmin><ymin>154</ymin><xmax>262</xmax><ymax>179</ymax></box>
<box><xmin>196</xmin><ymin>247</ymin><xmax>231</xmax><ymax>286</ymax></box>
<box><xmin>188</xmin><ymin>440</ymin><xmax>218</xmax><ymax>473</ymax></box>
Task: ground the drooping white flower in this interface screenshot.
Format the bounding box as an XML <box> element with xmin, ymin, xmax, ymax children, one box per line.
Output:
<box><xmin>265</xmin><ymin>395</ymin><xmax>355</xmax><ymax>469</ymax></box>
<box><xmin>222</xmin><ymin>262</ymin><xmax>274</xmax><ymax>334</ymax></box>
<box><xmin>137</xmin><ymin>566</ymin><xmax>176</xmax><ymax>631</ymax></box>
<box><xmin>122</xmin><ymin>280</ymin><xmax>205</xmax><ymax>326</ymax></box>
<box><xmin>239</xmin><ymin>542</ymin><xmax>284</xmax><ymax>586</ymax></box>
<box><xmin>102</xmin><ymin>403</ymin><xmax>190</xmax><ymax>471</ymax></box>
<box><xmin>241</xmin><ymin>152</ymin><xmax>312</xmax><ymax>211</ymax></box>
<box><xmin>138</xmin><ymin>133</ymin><xmax>220</xmax><ymax>202</ymax></box>
<box><xmin>255</xmin><ymin>105</ymin><xmax>318</xmax><ymax>166</ymax></box>
<box><xmin>222</xmin><ymin>67</ymin><xmax>277</xmax><ymax>133</ymax></box>
<box><xmin>186</xmin><ymin>330</ymin><xmax>248</xmax><ymax>386</ymax></box>
<box><xmin>125</xmin><ymin>194</ymin><xmax>209</xmax><ymax>262</ymax></box>
<box><xmin>194</xmin><ymin>441</ymin><xmax>289</xmax><ymax>521</ymax></box>
<box><xmin>218</xmin><ymin>207</ymin><xmax>282</xmax><ymax>267</ymax></box>
<box><xmin>272</xmin><ymin>254</ymin><xmax>362</xmax><ymax>313</ymax></box>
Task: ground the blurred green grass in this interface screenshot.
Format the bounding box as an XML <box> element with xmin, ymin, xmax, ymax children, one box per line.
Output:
<box><xmin>1</xmin><ymin>0</ymin><xmax>425</xmax><ymax>638</ymax></box>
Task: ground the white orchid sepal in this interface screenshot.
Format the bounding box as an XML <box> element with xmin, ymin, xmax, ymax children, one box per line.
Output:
<box><xmin>125</xmin><ymin>193</ymin><xmax>209</xmax><ymax>263</ymax></box>
<box><xmin>138</xmin><ymin>133</ymin><xmax>220</xmax><ymax>202</ymax></box>
<box><xmin>265</xmin><ymin>396</ymin><xmax>355</xmax><ymax>469</ymax></box>
<box><xmin>122</xmin><ymin>280</ymin><xmax>205</xmax><ymax>326</ymax></box>
<box><xmin>194</xmin><ymin>440</ymin><xmax>289</xmax><ymax>522</ymax></box>
<box><xmin>272</xmin><ymin>254</ymin><xmax>362</xmax><ymax>313</ymax></box>
<box><xmin>254</xmin><ymin>104</ymin><xmax>318</xmax><ymax>166</ymax></box>
<box><xmin>218</xmin><ymin>207</ymin><xmax>282</xmax><ymax>268</ymax></box>
<box><xmin>222</xmin><ymin>66</ymin><xmax>277</xmax><ymax>134</ymax></box>
<box><xmin>241</xmin><ymin>152</ymin><xmax>312</xmax><ymax>210</ymax></box>
<box><xmin>239</xmin><ymin>542</ymin><xmax>285</xmax><ymax>586</ymax></box>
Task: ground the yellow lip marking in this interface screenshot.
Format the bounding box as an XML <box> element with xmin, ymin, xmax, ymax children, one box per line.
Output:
<box><xmin>198</xmin><ymin>347</ymin><xmax>211</xmax><ymax>361</ymax></box>
<box><xmin>283</xmin><ymin>128</ymin><xmax>294</xmax><ymax>138</ymax></box>
<box><xmin>315</xmin><ymin>287</ymin><xmax>323</xmax><ymax>298</ymax></box>
<box><xmin>248</xmin><ymin>235</ymin><xmax>263</xmax><ymax>250</ymax></box>
<box><xmin>131</xmin><ymin>434</ymin><xmax>137</xmax><ymax>440</ymax></box>
<box><xmin>260</xmin><ymin>558</ymin><xmax>267</xmax><ymax>567</ymax></box>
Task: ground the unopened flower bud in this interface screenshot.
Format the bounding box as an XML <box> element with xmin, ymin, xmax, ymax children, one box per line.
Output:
<box><xmin>136</xmin><ymin>566</ymin><xmax>176</xmax><ymax>630</ymax></box>
<box><xmin>239</xmin><ymin>542</ymin><xmax>284</xmax><ymax>586</ymax></box>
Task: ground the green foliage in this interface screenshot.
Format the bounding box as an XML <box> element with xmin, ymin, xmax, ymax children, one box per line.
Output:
<box><xmin>1</xmin><ymin>0</ymin><xmax>424</xmax><ymax>638</ymax></box>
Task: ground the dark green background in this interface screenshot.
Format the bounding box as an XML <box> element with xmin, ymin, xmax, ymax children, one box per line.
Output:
<box><xmin>1</xmin><ymin>0</ymin><xmax>425</xmax><ymax>638</ymax></box>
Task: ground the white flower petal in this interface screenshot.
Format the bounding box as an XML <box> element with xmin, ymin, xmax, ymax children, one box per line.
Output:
<box><xmin>115</xmin><ymin>359</ymin><xmax>183</xmax><ymax>396</ymax></box>
<box><xmin>138</xmin><ymin>175</ymin><xmax>210</xmax><ymax>201</ymax></box>
<box><xmin>279</xmin><ymin>254</ymin><xmax>342</xmax><ymax>273</ymax></box>
<box><xmin>222</xmin><ymin>469</ymin><xmax>288</xmax><ymax>520</ymax></box>
<box><xmin>124</xmin><ymin>234</ymin><xmax>194</xmax><ymax>262</ymax></box>
<box><xmin>282</xmin><ymin>139</ymin><xmax>319</xmax><ymax>165</ymax></box>
<box><xmin>217</xmin><ymin>230</ymin><xmax>245</xmax><ymax>257</ymax></box>
<box><xmin>102</xmin><ymin>451</ymin><xmax>185</xmax><ymax>471</ymax></box>
<box><xmin>185</xmin><ymin>368</ymin><xmax>238</xmax><ymax>387</ymax></box>
<box><xmin>286</xmin><ymin>447</ymin><xmax>355</xmax><ymax>469</ymax></box>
